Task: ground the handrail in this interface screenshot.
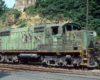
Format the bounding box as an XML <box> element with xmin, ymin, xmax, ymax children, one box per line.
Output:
<box><xmin>66</xmin><ymin>32</ymin><xmax>82</xmax><ymax>55</ymax></box>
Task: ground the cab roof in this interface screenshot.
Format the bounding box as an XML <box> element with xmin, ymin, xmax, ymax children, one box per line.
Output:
<box><xmin>47</xmin><ymin>23</ymin><xmax>81</xmax><ymax>29</ymax></box>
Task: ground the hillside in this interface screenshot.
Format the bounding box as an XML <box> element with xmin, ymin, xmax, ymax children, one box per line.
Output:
<box><xmin>0</xmin><ymin>0</ymin><xmax>100</xmax><ymax>36</ymax></box>
<box><xmin>0</xmin><ymin>10</ymin><xmax>72</xmax><ymax>30</ymax></box>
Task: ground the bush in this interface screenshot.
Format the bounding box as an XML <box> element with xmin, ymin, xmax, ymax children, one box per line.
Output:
<box><xmin>26</xmin><ymin>5</ymin><xmax>36</xmax><ymax>15</ymax></box>
<box><xmin>13</xmin><ymin>9</ymin><xmax>21</xmax><ymax>19</ymax></box>
<box><xmin>17</xmin><ymin>20</ymin><xmax>27</xmax><ymax>28</ymax></box>
<box><xmin>1</xmin><ymin>13</ymin><xmax>7</xmax><ymax>24</ymax></box>
<box><xmin>19</xmin><ymin>24</ymin><xmax>26</xmax><ymax>28</ymax></box>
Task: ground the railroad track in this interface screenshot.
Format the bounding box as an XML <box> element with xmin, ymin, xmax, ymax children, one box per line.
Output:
<box><xmin>0</xmin><ymin>63</ymin><xmax>100</xmax><ymax>76</ymax></box>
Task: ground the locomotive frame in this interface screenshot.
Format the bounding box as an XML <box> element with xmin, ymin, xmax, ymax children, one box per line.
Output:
<box><xmin>0</xmin><ymin>23</ymin><xmax>100</xmax><ymax>68</ymax></box>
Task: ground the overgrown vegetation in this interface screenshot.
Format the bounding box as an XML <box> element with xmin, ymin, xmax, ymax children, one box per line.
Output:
<box><xmin>1</xmin><ymin>13</ymin><xmax>7</xmax><ymax>24</ymax></box>
<box><xmin>0</xmin><ymin>0</ymin><xmax>100</xmax><ymax>36</ymax></box>
<box><xmin>0</xmin><ymin>0</ymin><xmax>7</xmax><ymax>16</ymax></box>
<box><xmin>0</xmin><ymin>0</ymin><xmax>11</xmax><ymax>24</ymax></box>
<box><xmin>17</xmin><ymin>20</ymin><xmax>27</xmax><ymax>28</ymax></box>
<box><xmin>29</xmin><ymin>0</ymin><xmax>100</xmax><ymax>36</ymax></box>
<box><xmin>13</xmin><ymin>9</ymin><xmax>21</xmax><ymax>19</ymax></box>
<box><xmin>26</xmin><ymin>5</ymin><xmax>36</xmax><ymax>16</ymax></box>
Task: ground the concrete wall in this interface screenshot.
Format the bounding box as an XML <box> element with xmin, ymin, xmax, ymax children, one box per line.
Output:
<box><xmin>14</xmin><ymin>0</ymin><xmax>37</xmax><ymax>11</ymax></box>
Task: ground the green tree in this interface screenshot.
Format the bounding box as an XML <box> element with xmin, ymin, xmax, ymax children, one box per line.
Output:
<box><xmin>13</xmin><ymin>9</ymin><xmax>21</xmax><ymax>19</ymax></box>
<box><xmin>26</xmin><ymin>5</ymin><xmax>36</xmax><ymax>15</ymax></box>
<box><xmin>0</xmin><ymin>0</ymin><xmax>7</xmax><ymax>16</ymax></box>
<box><xmin>89</xmin><ymin>0</ymin><xmax>100</xmax><ymax>34</ymax></box>
<box><xmin>36</xmin><ymin>0</ymin><xmax>100</xmax><ymax>35</ymax></box>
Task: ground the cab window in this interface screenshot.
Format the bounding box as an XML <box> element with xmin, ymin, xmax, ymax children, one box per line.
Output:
<box><xmin>51</xmin><ymin>26</ymin><xmax>58</xmax><ymax>35</ymax></box>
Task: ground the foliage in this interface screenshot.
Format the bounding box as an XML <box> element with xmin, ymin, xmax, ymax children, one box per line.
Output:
<box><xmin>35</xmin><ymin>0</ymin><xmax>100</xmax><ymax>36</ymax></box>
<box><xmin>5</xmin><ymin>7</ymin><xmax>12</xmax><ymax>13</ymax></box>
<box><xmin>17</xmin><ymin>20</ymin><xmax>27</xmax><ymax>28</ymax></box>
<box><xmin>0</xmin><ymin>0</ymin><xmax>11</xmax><ymax>24</ymax></box>
<box><xmin>1</xmin><ymin>13</ymin><xmax>7</xmax><ymax>24</ymax></box>
<box><xmin>0</xmin><ymin>0</ymin><xmax>100</xmax><ymax>35</ymax></box>
<box><xmin>36</xmin><ymin>0</ymin><xmax>87</xmax><ymax>23</ymax></box>
<box><xmin>13</xmin><ymin>9</ymin><xmax>21</xmax><ymax>19</ymax></box>
<box><xmin>0</xmin><ymin>0</ymin><xmax>7</xmax><ymax>16</ymax></box>
<box><xmin>26</xmin><ymin>5</ymin><xmax>36</xmax><ymax>15</ymax></box>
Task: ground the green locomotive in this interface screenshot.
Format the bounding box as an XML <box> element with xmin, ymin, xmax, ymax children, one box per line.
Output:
<box><xmin>0</xmin><ymin>23</ymin><xmax>100</xmax><ymax>67</ymax></box>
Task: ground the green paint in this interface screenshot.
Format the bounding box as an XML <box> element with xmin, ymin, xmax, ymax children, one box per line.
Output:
<box><xmin>0</xmin><ymin>23</ymin><xmax>97</xmax><ymax>52</ymax></box>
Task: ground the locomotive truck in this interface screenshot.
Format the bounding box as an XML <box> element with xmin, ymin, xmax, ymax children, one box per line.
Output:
<box><xmin>0</xmin><ymin>23</ymin><xmax>100</xmax><ymax>68</ymax></box>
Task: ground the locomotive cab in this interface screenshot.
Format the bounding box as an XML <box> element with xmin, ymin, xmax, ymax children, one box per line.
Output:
<box><xmin>62</xmin><ymin>23</ymin><xmax>81</xmax><ymax>32</ymax></box>
<box><xmin>44</xmin><ymin>23</ymin><xmax>83</xmax><ymax>51</ymax></box>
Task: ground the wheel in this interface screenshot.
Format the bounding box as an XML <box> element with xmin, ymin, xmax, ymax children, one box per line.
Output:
<box><xmin>89</xmin><ymin>57</ymin><xmax>95</xmax><ymax>65</ymax></box>
<box><xmin>0</xmin><ymin>54</ymin><xmax>4</xmax><ymax>62</ymax></box>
